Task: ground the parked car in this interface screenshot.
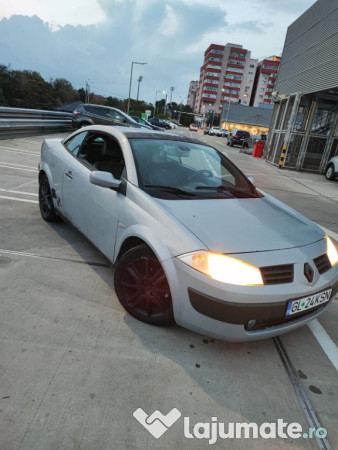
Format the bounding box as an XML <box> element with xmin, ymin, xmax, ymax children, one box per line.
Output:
<box><xmin>209</xmin><ymin>126</ymin><xmax>220</xmax><ymax>136</ymax></box>
<box><xmin>72</xmin><ymin>104</ymin><xmax>147</xmax><ymax>130</ymax></box>
<box><xmin>215</xmin><ymin>128</ymin><xmax>228</xmax><ymax>138</ymax></box>
<box><xmin>189</xmin><ymin>123</ymin><xmax>198</xmax><ymax>132</ymax></box>
<box><xmin>131</xmin><ymin>116</ymin><xmax>163</xmax><ymax>132</ymax></box>
<box><xmin>204</xmin><ymin>127</ymin><xmax>210</xmax><ymax>135</ymax></box>
<box><xmin>324</xmin><ymin>156</ymin><xmax>338</xmax><ymax>181</ymax></box>
<box><xmin>39</xmin><ymin>125</ymin><xmax>338</xmax><ymax>342</ymax></box>
<box><xmin>166</xmin><ymin>120</ymin><xmax>177</xmax><ymax>129</ymax></box>
<box><xmin>227</xmin><ymin>129</ymin><xmax>251</xmax><ymax>148</ymax></box>
<box><xmin>148</xmin><ymin>117</ymin><xmax>171</xmax><ymax>129</ymax></box>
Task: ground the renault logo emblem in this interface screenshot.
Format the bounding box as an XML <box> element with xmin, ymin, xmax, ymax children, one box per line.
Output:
<box><xmin>304</xmin><ymin>263</ymin><xmax>314</xmax><ymax>282</ymax></box>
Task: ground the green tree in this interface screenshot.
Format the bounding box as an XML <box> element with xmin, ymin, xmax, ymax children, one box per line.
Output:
<box><xmin>52</xmin><ymin>78</ymin><xmax>78</xmax><ymax>107</ymax></box>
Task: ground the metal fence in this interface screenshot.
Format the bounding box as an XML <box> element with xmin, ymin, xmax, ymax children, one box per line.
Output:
<box><xmin>0</xmin><ymin>107</ymin><xmax>74</xmax><ymax>139</ymax></box>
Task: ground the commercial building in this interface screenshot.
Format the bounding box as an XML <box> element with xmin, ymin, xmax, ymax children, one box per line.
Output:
<box><xmin>220</xmin><ymin>103</ymin><xmax>272</xmax><ymax>137</ymax></box>
<box><xmin>265</xmin><ymin>0</ymin><xmax>338</xmax><ymax>173</ymax></box>
<box><xmin>193</xmin><ymin>43</ymin><xmax>258</xmax><ymax>118</ymax></box>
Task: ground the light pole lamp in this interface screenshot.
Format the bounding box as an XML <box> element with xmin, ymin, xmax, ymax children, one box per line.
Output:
<box><xmin>127</xmin><ymin>61</ymin><xmax>147</xmax><ymax>114</ymax></box>
<box><xmin>154</xmin><ymin>90</ymin><xmax>166</xmax><ymax>118</ymax></box>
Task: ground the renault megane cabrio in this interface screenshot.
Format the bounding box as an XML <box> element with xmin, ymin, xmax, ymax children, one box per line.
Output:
<box><xmin>39</xmin><ymin>126</ymin><xmax>338</xmax><ymax>341</ymax></box>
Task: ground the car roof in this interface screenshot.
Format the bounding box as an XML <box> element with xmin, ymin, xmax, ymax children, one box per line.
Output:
<box><xmin>72</xmin><ymin>125</ymin><xmax>202</xmax><ymax>144</ymax></box>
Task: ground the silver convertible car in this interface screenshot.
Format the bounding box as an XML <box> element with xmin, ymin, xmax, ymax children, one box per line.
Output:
<box><xmin>39</xmin><ymin>126</ymin><xmax>338</xmax><ymax>341</ymax></box>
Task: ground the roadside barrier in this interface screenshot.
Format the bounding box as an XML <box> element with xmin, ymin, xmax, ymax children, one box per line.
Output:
<box><xmin>0</xmin><ymin>107</ymin><xmax>73</xmax><ymax>139</ymax></box>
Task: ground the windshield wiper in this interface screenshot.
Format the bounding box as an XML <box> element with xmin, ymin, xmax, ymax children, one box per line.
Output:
<box><xmin>195</xmin><ymin>185</ymin><xmax>257</xmax><ymax>197</ymax></box>
<box><xmin>144</xmin><ymin>185</ymin><xmax>196</xmax><ymax>196</ymax></box>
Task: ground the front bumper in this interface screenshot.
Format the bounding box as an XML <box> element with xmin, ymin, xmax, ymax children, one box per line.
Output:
<box><xmin>163</xmin><ymin>240</ymin><xmax>338</xmax><ymax>342</ymax></box>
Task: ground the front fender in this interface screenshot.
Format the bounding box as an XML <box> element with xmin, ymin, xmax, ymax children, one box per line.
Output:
<box><xmin>114</xmin><ymin>224</ymin><xmax>173</xmax><ymax>263</ymax></box>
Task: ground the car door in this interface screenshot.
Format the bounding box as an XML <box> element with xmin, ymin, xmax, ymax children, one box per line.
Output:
<box><xmin>61</xmin><ymin>132</ymin><xmax>124</xmax><ymax>261</ymax></box>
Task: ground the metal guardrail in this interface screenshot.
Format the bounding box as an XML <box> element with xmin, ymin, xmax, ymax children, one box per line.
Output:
<box><xmin>0</xmin><ymin>107</ymin><xmax>74</xmax><ymax>139</ymax></box>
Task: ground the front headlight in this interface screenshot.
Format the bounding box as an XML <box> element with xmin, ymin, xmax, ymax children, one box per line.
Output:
<box><xmin>326</xmin><ymin>236</ymin><xmax>338</xmax><ymax>267</ymax></box>
<box><xmin>177</xmin><ymin>251</ymin><xmax>264</xmax><ymax>286</ymax></box>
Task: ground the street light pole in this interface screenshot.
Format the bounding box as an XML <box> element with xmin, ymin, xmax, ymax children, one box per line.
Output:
<box><xmin>154</xmin><ymin>90</ymin><xmax>166</xmax><ymax>118</ymax></box>
<box><xmin>127</xmin><ymin>61</ymin><xmax>147</xmax><ymax>114</ymax></box>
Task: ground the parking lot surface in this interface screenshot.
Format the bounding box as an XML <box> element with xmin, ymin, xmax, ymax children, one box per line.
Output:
<box><xmin>0</xmin><ymin>130</ymin><xmax>337</xmax><ymax>449</ymax></box>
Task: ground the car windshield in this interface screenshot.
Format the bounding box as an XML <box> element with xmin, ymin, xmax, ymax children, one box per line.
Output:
<box><xmin>129</xmin><ymin>138</ymin><xmax>262</xmax><ymax>200</ymax></box>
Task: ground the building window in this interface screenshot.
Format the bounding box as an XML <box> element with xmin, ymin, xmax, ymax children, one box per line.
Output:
<box><xmin>227</xmin><ymin>67</ymin><xmax>244</xmax><ymax>74</ymax></box>
<box><xmin>250</xmin><ymin>64</ymin><xmax>255</xmax><ymax>68</ymax></box>
<box><xmin>229</xmin><ymin>59</ymin><xmax>245</xmax><ymax>66</ymax></box>
<box><xmin>230</xmin><ymin>51</ymin><xmax>246</xmax><ymax>58</ymax></box>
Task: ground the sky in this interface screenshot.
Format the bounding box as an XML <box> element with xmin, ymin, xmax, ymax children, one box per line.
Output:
<box><xmin>0</xmin><ymin>0</ymin><xmax>316</xmax><ymax>106</ymax></box>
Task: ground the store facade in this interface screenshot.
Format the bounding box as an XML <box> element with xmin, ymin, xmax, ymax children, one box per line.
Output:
<box><xmin>265</xmin><ymin>0</ymin><xmax>338</xmax><ymax>172</ymax></box>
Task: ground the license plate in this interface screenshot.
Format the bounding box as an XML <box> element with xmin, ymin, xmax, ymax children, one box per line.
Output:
<box><xmin>286</xmin><ymin>288</ymin><xmax>332</xmax><ymax>317</ymax></box>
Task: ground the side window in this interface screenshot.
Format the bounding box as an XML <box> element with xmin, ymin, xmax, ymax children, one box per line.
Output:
<box><xmin>78</xmin><ymin>133</ymin><xmax>126</xmax><ymax>179</ymax></box>
<box><xmin>64</xmin><ymin>132</ymin><xmax>88</xmax><ymax>156</ymax></box>
<box><xmin>109</xmin><ymin>110</ymin><xmax>127</xmax><ymax>123</ymax></box>
<box><xmin>95</xmin><ymin>107</ymin><xmax>109</xmax><ymax>117</ymax></box>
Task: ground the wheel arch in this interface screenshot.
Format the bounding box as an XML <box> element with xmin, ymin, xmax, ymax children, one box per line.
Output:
<box><xmin>114</xmin><ymin>225</ymin><xmax>173</xmax><ymax>265</ymax></box>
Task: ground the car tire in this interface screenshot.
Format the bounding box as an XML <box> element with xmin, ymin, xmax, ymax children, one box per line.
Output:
<box><xmin>325</xmin><ymin>164</ymin><xmax>336</xmax><ymax>181</ymax></box>
<box><xmin>39</xmin><ymin>174</ymin><xmax>60</xmax><ymax>222</ymax></box>
<box><xmin>114</xmin><ymin>244</ymin><xmax>174</xmax><ymax>326</ymax></box>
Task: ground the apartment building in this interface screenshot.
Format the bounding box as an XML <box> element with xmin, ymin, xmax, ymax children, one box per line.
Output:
<box><xmin>193</xmin><ymin>43</ymin><xmax>258</xmax><ymax>117</ymax></box>
<box><xmin>250</xmin><ymin>56</ymin><xmax>281</xmax><ymax>108</ymax></box>
<box><xmin>186</xmin><ymin>81</ymin><xmax>198</xmax><ymax>110</ymax></box>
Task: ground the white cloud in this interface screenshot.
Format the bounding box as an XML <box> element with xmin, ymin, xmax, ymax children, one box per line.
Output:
<box><xmin>0</xmin><ymin>0</ymin><xmax>316</xmax><ymax>104</ymax></box>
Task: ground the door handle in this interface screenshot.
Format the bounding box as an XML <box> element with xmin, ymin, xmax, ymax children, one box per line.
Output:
<box><xmin>65</xmin><ymin>170</ymin><xmax>73</xmax><ymax>179</ymax></box>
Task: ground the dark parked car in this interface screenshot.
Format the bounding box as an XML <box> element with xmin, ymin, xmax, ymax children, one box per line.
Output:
<box><xmin>131</xmin><ymin>116</ymin><xmax>163</xmax><ymax>131</ymax></box>
<box><xmin>72</xmin><ymin>104</ymin><xmax>147</xmax><ymax>129</ymax></box>
<box><xmin>227</xmin><ymin>129</ymin><xmax>251</xmax><ymax>148</ymax></box>
<box><xmin>148</xmin><ymin>117</ymin><xmax>171</xmax><ymax>129</ymax></box>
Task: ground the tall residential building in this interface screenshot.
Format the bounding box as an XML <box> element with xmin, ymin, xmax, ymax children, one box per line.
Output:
<box><xmin>193</xmin><ymin>43</ymin><xmax>258</xmax><ymax>116</ymax></box>
<box><xmin>186</xmin><ymin>81</ymin><xmax>198</xmax><ymax>109</ymax></box>
<box><xmin>250</xmin><ymin>56</ymin><xmax>281</xmax><ymax>108</ymax></box>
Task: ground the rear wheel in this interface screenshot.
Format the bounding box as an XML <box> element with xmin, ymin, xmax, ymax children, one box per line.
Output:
<box><xmin>39</xmin><ymin>174</ymin><xmax>60</xmax><ymax>222</ymax></box>
<box><xmin>325</xmin><ymin>164</ymin><xmax>336</xmax><ymax>181</ymax></box>
<box><xmin>114</xmin><ymin>245</ymin><xmax>174</xmax><ymax>325</ymax></box>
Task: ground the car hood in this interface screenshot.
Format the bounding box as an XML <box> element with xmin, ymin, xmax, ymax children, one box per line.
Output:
<box><xmin>157</xmin><ymin>195</ymin><xmax>324</xmax><ymax>254</ymax></box>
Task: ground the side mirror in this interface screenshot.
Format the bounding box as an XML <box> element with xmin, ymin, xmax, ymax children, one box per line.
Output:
<box><xmin>90</xmin><ymin>171</ymin><xmax>122</xmax><ymax>189</ymax></box>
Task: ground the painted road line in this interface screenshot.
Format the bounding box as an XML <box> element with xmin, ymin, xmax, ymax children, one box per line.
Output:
<box><xmin>0</xmin><ymin>146</ymin><xmax>40</xmax><ymax>156</ymax></box>
<box><xmin>0</xmin><ymin>195</ymin><xmax>38</xmax><ymax>204</ymax></box>
<box><xmin>0</xmin><ymin>248</ymin><xmax>109</xmax><ymax>267</ymax></box>
<box><xmin>308</xmin><ymin>320</ymin><xmax>338</xmax><ymax>372</ymax></box>
<box><xmin>0</xmin><ymin>161</ymin><xmax>37</xmax><ymax>169</ymax></box>
<box><xmin>0</xmin><ymin>164</ymin><xmax>38</xmax><ymax>173</ymax></box>
<box><xmin>0</xmin><ymin>188</ymin><xmax>38</xmax><ymax>196</ymax></box>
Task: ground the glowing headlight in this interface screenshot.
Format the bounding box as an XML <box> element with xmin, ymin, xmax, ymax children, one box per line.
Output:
<box><xmin>326</xmin><ymin>236</ymin><xmax>338</xmax><ymax>267</ymax></box>
<box><xmin>177</xmin><ymin>251</ymin><xmax>264</xmax><ymax>286</ymax></box>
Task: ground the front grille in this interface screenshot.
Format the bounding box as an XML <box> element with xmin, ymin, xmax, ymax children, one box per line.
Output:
<box><xmin>313</xmin><ymin>253</ymin><xmax>331</xmax><ymax>274</ymax></box>
<box><xmin>260</xmin><ymin>264</ymin><xmax>294</xmax><ymax>285</ymax></box>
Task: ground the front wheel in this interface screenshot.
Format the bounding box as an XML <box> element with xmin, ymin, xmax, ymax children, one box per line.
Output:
<box><xmin>325</xmin><ymin>164</ymin><xmax>336</xmax><ymax>181</ymax></box>
<box><xmin>39</xmin><ymin>174</ymin><xmax>60</xmax><ymax>222</ymax></box>
<box><xmin>114</xmin><ymin>245</ymin><xmax>174</xmax><ymax>325</ymax></box>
